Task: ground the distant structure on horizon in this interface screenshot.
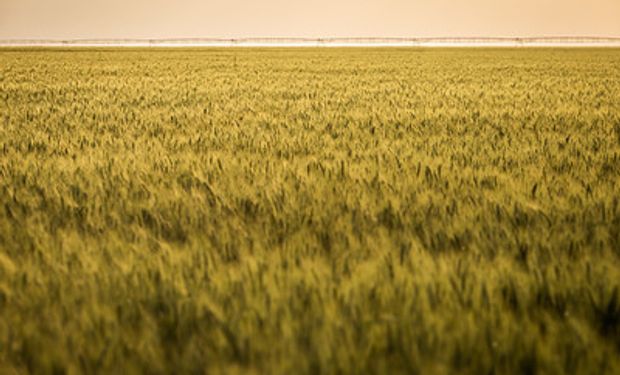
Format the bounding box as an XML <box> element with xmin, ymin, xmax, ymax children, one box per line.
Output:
<box><xmin>1</xmin><ymin>36</ymin><xmax>620</xmax><ymax>47</ymax></box>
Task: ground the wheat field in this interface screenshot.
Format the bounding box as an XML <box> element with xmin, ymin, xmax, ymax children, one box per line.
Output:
<box><xmin>1</xmin><ymin>48</ymin><xmax>619</xmax><ymax>374</ymax></box>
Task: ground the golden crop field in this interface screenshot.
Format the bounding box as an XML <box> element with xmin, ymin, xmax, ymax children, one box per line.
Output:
<box><xmin>1</xmin><ymin>48</ymin><xmax>619</xmax><ymax>374</ymax></box>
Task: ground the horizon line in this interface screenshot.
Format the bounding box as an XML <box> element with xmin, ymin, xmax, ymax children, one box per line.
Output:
<box><xmin>2</xmin><ymin>36</ymin><xmax>620</xmax><ymax>47</ymax></box>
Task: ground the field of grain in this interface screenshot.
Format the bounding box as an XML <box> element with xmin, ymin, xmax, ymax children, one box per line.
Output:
<box><xmin>1</xmin><ymin>48</ymin><xmax>619</xmax><ymax>374</ymax></box>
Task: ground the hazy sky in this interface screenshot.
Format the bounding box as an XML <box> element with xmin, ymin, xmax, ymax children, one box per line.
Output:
<box><xmin>1</xmin><ymin>0</ymin><xmax>619</xmax><ymax>39</ymax></box>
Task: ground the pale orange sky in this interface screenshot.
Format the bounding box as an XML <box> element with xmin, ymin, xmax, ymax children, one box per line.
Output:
<box><xmin>1</xmin><ymin>0</ymin><xmax>619</xmax><ymax>39</ymax></box>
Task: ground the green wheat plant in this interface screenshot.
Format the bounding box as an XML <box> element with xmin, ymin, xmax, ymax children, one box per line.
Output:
<box><xmin>0</xmin><ymin>47</ymin><xmax>619</xmax><ymax>374</ymax></box>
